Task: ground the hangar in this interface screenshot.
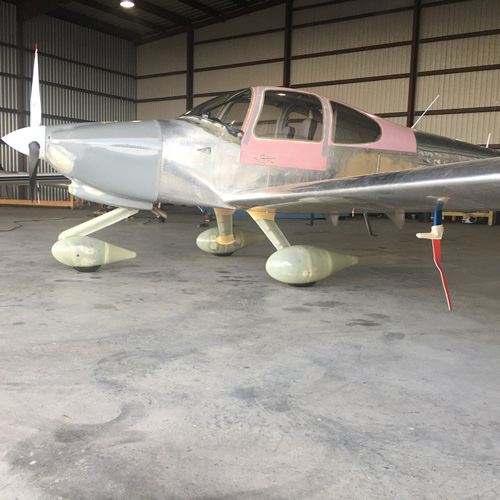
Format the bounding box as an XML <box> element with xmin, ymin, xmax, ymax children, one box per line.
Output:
<box><xmin>1</xmin><ymin>0</ymin><xmax>500</xmax><ymax>498</ymax></box>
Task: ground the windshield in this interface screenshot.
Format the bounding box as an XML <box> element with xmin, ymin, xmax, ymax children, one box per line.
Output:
<box><xmin>183</xmin><ymin>89</ymin><xmax>252</xmax><ymax>130</ymax></box>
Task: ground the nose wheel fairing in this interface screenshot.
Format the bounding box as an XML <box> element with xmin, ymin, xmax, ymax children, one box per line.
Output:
<box><xmin>247</xmin><ymin>209</ymin><xmax>358</xmax><ymax>285</ymax></box>
<box><xmin>51</xmin><ymin>207</ymin><xmax>138</xmax><ymax>271</ymax></box>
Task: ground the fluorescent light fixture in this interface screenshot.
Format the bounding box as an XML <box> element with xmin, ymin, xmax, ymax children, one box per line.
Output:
<box><xmin>120</xmin><ymin>0</ymin><xmax>135</xmax><ymax>7</ymax></box>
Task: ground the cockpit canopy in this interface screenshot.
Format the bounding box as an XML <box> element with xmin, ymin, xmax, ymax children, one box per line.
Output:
<box><xmin>182</xmin><ymin>87</ymin><xmax>382</xmax><ymax>146</ymax></box>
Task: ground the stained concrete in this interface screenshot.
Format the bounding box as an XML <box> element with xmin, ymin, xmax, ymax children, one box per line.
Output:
<box><xmin>0</xmin><ymin>205</ymin><xmax>499</xmax><ymax>500</ymax></box>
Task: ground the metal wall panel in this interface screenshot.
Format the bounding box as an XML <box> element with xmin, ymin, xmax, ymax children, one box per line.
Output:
<box><xmin>0</xmin><ymin>76</ymin><xmax>17</xmax><ymax>109</ymax></box>
<box><xmin>137</xmin><ymin>74</ymin><xmax>186</xmax><ymax>100</ymax></box>
<box><xmin>292</xmin><ymin>11</ymin><xmax>413</xmax><ymax>56</ymax></box>
<box><xmin>23</xmin><ymin>81</ymin><xmax>134</xmax><ymax>123</ymax></box>
<box><xmin>136</xmin><ymin>34</ymin><xmax>187</xmax><ymax>120</ymax></box>
<box><xmin>0</xmin><ymin>112</ymin><xmax>19</xmax><ymax>173</ymax></box>
<box><xmin>386</xmin><ymin>116</ymin><xmax>407</xmax><ymax>127</ymax></box>
<box><xmin>415</xmin><ymin>70</ymin><xmax>500</xmax><ymax>110</ymax></box>
<box><xmin>0</xmin><ymin>46</ymin><xmax>16</xmax><ymax>73</ymax></box>
<box><xmin>293</xmin><ymin>0</ymin><xmax>413</xmax><ymax>25</ymax></box>
<box><xmin>41</xmin><ymin>57</ymin><xmax>135</xmax><ymax>98</ymax></box>
<box><xmin>420</xmin><ymin>0</ymin><xmax>500</xmax><ymax>38</ymax></box>
<box><xmin>297</xmin><ymin>79</ymin><xmax>410</xmax><ymax>116</ymax></box>
<box><xmin>0</xmin><ymin>2</ymin><xmax>136</xmax><ymax>203</ymax></box>
<box><xmin>193</xmin><ymin>63</ymin><xmax>284</xmax><ymax>95</ymax></box>
<box><xmin>0</xmin><ymin>2</ymin><xmax>19</xmax><ymax>180</ymax></box>
<box><xmin>413</xmin><ymin>112</ymin><xmax>500</xmax><ymax>146</ymax></box>
<box><xmin>419</xmin><ymin>34</ymin><xmax>500</xmax><ymax>71</ymax></box>
<box><xmin>0</xmin><ymin>1</ymin><xmax>16</xmax><ymax>44</ymax></box>
<box><xmin>23</xmin><ymin>15</ymin><xmax>135</xmax><ymax>75</ymax></box>
<box><xmin>194</xmin><ymin>32</ymin><xmax>284</xmax><ymax>69</ymax></box>
<box><xmin>137</xmin><ymin>34</ymin><xmax>187</xmax><ymax>76</ymax></box>
<box><xmin>136</xmin><ymin>99</ymin><xmax>187</xmax><ymax>120</ymax></box>
<box><xmin>195</xmin><ymin>5</ymin><xmax>285</xmax><ymax>42</ymax></box>
<box><xmin>291</xmin><ymin>45</ymin><xmax>411</xmax><ymax>86</ymax></box>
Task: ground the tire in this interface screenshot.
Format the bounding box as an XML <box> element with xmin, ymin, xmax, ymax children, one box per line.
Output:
<box><xmin>74</xmin><ymin>265</ymin><xmax>101</xmax><ymax>273</ymax></box>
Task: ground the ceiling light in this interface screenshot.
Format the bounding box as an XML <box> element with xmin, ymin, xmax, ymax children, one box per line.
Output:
<box><xmin>120</xmin><ymin>1</ymin><xmax>134</xmax><ymax>7</ymax></box>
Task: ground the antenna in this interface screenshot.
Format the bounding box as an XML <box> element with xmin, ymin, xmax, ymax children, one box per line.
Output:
<box><xmin>411</xmin><ymin>95</ymin><xmax>440</xmax><ymax>129</ymax></box>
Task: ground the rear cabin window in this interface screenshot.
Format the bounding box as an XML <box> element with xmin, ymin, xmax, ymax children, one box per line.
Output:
<box><xmin>254</xmin><ymin>91</ymin><xmax>323</xmax><ymax>142</ymax></box>
<box><xmin>330</xmin><ymin>101</ymin><xmax>381</xmax><ymax>144</ymax></box>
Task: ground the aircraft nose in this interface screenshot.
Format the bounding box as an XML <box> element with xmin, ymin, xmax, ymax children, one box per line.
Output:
<box><xmin>2</xmin><ymin>126</ymin><xmax>46</xmax><ymax>158</ymax></box>
<box><xmin>44</xmin><ymin>120</ymin><xmax>163</xmax><ymax>204</ymax></box>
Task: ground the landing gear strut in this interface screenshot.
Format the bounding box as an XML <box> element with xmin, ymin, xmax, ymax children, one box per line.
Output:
<box><xmin>196</xmin><ymin>208</ymin><xmax>264</xmax><ymax>256</ymax></box>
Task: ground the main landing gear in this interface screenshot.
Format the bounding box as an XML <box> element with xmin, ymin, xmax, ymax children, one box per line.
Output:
<box><xmin>197</xmin><ymin>208</ymin><xmax>358</xmax><ymax>286</ymax></box>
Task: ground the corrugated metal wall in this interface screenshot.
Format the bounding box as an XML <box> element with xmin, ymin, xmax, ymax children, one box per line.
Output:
<box><xmin>416</xmin><ymin>0</ymin><xmax>500</xmax><ymax>144</ymax></box>
<box><xmin>0</xmin><ymin>1</ymin><xmax>136</xmax><ymax>201</ymax></box>
<box><xmin>136</xmin><ymin>0</ymin><xmax>499</xmax><ymax>149</ymax></box>
<box><xmin>0</xmin><ymin>1</ymin><xmax>19</xmax><ymax>187</ymax></box>
<box><xmin>136</xmin><ymin>4</ymin><xmax>286</xmax><ymax>117</ymax></box>
<box><xmin>193</xmin><ymin>4</ymin><xmax>285</xmax><ymax>99</ymax></box>
<box><xmin>136</xmin><ymin>33</ymin><xmax>187</xmax><ymax>120</ymax></box>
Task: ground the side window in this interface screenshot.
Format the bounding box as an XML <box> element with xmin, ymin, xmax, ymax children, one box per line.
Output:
<box><xmin>330</xmin><ymin>101</ymin><xmax>381</xmax><ymax>144</ymax></box>
<box><xmin>254</xmin><ymin>91</ymin><xmax>323</xmax><ymax>142</ymax></box>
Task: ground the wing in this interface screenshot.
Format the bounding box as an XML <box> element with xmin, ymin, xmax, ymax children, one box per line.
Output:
<box><xmin>227</xmin><ymin>157</ymin><xmax>500</xmax><ymax>213</ymax></box>
<box><xmin>0</xmin><ymin>172</ymin><xmax>70</xmax><ymax>187</ymax></box>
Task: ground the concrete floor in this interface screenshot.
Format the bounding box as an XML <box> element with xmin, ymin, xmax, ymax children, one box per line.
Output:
<box><xmin>0</xmin><ymin>205</ymin><xmax>499</xmax><ymax>500</ymax></box>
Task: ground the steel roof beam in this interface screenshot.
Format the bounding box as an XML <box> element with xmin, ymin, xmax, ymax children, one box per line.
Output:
<box><xmin>133</xmin><ymin>0</ymin><xmax>190</xmax><ymax>27</ymax></box>
<box><xmin>175</xmin><ymin>0</ymin><xmax>219</xmax><ymax>17</ymax></box>
<box><xmin>17</xmin><ymin>0</ymin><xmax>72</xmax><ymax>20</ymax></box>
<box><xmin>50</xmin><ymin>8</ymin><xmax>140</xmax><ymax>40</ymax></box>
<box><xmin>78</xmin><ymin>0</ymin><xmax>168</xmax><ymax>32</ymax></box>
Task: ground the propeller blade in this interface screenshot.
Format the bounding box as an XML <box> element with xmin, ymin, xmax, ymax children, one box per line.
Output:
<box><xmin>30</xmin><ymin>44</ymin><xmax>41</xmax><ymax>127</ymax></box>
<box><xmin>28</xmin><ymin>141</ymin><xmax>40</xmax><ymax>201</ymax></box>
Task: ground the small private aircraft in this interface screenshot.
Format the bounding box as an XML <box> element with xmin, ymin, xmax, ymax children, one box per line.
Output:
<box><xmin>3</xmin><ymin>48</ymin><xmax>500</xmax><ymax>309</ymax></box>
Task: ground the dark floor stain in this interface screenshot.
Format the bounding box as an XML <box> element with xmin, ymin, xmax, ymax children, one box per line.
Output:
<box><xmin>232</xmin><ymin>386</ymin><xmax>290</xmax><ymax>413</ymax></box>
<box><xmin>232</xmin><ymin>386</ymin><xmax>257</xmax><ymax>400</ymax></box>
<box><xmin>383</xmin><ymin>332</ymin><xmax>405</xmax><ymax>343</ymax></box>
<box><xmin>94</xmin><ymin>304</ymin><xmax>117</xmax><ymax>310</ymax></box>
<box><xmin>283</xmin><ymin>306</ymin><xmax>311</xmax><ymax>313</ymax></box>
<box><xmin>304</xmin><ymin>301</ymin><xmax>345</xmax><ymax>308</ymax></box>
<box><xmin>54</xmin><ymin>403</ymin><xmax>145</xmax><ymax>444</ymax></box>
<box><xmin>8</xmin><ymin>403</ymin><xmax>155</xmax><ymax>499</ymax></box>
<box><xmin>367</xmin><ymin>313</ymin><xmax>390</xmax><ymax>320</ymax></box>
<box><xmin>347</xmin><ymin>319</ymin><xmax>381</xmax><ymax>327</ymax></box>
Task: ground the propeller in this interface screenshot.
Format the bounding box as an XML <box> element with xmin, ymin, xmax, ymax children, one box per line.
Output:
<box><xmin>1</xmin><ymin>44</ymin><xmax>46</xmax><ymax>191</ymax></box>
<box><xmin>31</xmin><ymin>44</ymin><xmax>41</xmax><ymax>128</ymax></box>
<box><xmin>28</xmin><ymin>140</ymin><xmax>40</xmax><ymax>200</ymax></box>
<box><xmin>28</xmin><ymin>45</ymin><xmax>42</xmax><ymax>200</ymax></box>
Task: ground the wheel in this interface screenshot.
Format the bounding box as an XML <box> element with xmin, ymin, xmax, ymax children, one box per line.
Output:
<box><xmin>74</xmin><ymin>265</ymin><xmax>101</xmax><ymax>273</ymax></box>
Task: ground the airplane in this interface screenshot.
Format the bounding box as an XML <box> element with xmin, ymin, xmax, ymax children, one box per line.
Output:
<box><xmin>3</xmin><ymin>47</ymin><xmax>500</xmax><ymax>310</ymax></box>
